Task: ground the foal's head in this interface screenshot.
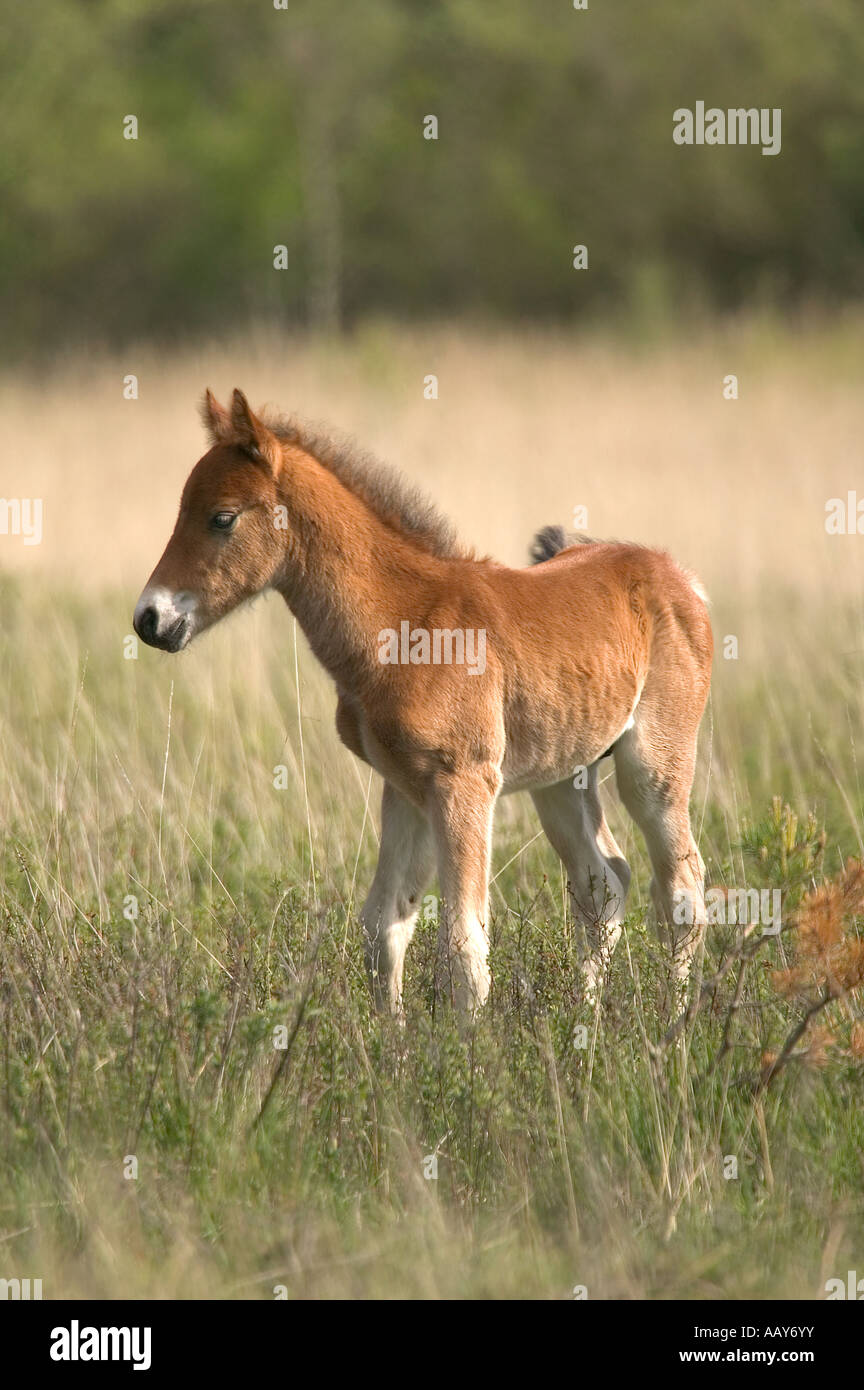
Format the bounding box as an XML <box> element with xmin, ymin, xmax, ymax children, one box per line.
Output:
<box><xmin>134</xmin><ymin>390</ymin><xmax>285</xmax><ymax>651</ymax></box>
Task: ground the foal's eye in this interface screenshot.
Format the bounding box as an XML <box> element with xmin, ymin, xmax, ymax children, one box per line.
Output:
<box><xmin>211</xmin><ymin>511</ymin><xmax>237</xmax><ymax>531</ymax></box>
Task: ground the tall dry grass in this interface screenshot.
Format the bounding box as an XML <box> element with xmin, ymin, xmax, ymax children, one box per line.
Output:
<box><xmin>4</xmin><ymin>313</ymin><xmax>864</xmax><ymax>597</ymax></box>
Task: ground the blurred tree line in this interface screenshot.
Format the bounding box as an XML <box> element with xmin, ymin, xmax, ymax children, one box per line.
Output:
<box><xmin>2</xmin><ymin>0</ymin><xmax>863</xmax><ymax>357</ymax></box>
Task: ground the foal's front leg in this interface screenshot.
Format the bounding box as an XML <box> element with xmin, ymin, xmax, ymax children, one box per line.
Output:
<box><xmin>361</xmin><ymin>782</ymin><xmax>435</xmax><ymax>1017</ymax></box>
<box><xmin>427</xmin><ymin>766</ymin><xmax>500</xmax><ymax>1019</ymax></box>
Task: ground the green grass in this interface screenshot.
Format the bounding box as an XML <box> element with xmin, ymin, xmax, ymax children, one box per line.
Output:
<box><xmin>1</xmin><ymin>575</ymin><xmax>863</xmax><ymax>1299</ymax></box>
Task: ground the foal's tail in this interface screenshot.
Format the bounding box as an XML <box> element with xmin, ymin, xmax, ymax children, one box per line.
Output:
<box><xmin>529</xmin><ymin>524</ymin><xmax>598</xmax><ymax>564</ymax></box>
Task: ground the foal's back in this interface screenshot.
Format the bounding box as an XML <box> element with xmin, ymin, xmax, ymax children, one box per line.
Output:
<box><xmin>439</xmin><ymin>539</ymin><xmax>710</xmax><ymax>787</ymax></box>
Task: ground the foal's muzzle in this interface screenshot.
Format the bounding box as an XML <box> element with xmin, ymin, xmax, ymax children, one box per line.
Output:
<box><xmin>134</xmin><ymin>605</ymin><xmax>190</xmax><ymax>652</ymax></box>
<box><xmin>133</xmin><ymin>588</ymin><xmax>197</xmax><ymax>652</ymax></box>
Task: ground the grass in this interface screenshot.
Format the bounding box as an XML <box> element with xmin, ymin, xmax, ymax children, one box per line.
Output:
<box><xmin>1</xmin><ymin>320</ymin><xmax>864</xmax><ymax>1298</ymax></box>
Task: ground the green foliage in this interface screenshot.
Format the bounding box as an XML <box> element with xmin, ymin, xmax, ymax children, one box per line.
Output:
<box><xmin>3</xmin><ymin>0</ymin><xmax>864</xmax><ymax>357</ymax></box>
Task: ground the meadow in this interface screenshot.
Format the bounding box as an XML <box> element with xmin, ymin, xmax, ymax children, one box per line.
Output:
<box><xmin>1</xmin><ymin>318</ymin><xmax>863</xmax><ymax>1298</ymax></box>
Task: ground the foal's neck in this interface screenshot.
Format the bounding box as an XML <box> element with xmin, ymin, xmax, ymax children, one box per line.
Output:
<box><xmin>271</xmin><ymin>444</ymin><xmax>440</xmax><ymax>691</ymax></box>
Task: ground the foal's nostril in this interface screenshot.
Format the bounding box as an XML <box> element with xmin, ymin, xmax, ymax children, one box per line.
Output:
<box><xmin>135</xmin><ymin>605</ymin><xmax>159</xmax><ymax>644</ymax></box>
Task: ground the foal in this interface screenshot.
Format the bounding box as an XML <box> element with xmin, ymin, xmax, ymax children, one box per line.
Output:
<box><xmin>134</xmin><ymin>390</ymin><xmax>713</xmax><ymax>1017</ymax></box>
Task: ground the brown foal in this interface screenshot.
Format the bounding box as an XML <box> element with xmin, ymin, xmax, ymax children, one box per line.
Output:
<box><xmin>134</xmin><ymin>390</ymin><xmax>713</xmax><ymax>1018</ymax></box>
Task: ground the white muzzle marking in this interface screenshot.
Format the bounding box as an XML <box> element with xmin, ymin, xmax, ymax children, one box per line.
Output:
<box><xmin>133</xmin><ymin>586</ymin><xmax>199</xmax><ymax>651</ymax></box>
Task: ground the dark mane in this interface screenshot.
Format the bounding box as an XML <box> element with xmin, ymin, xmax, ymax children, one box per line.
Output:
<box><xmin>266</xmin><ymin>412</ymin><xmax>467</xmax><ymax>560</ymax></box>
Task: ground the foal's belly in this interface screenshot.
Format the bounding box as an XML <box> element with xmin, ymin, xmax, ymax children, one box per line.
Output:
<box><xmin>499</xmin><ymin>689</ymin><xmax>638</xmax><ymax>793</ymax></box>
<box><xmin>501</xmin><ymin>751</ymin><xmax>608</xmax><ymax>795</ymax></box>
<box><xmin>336</xmin><ymin>671</ymin><xmax>640</xmax><ymax>803</ymax></box>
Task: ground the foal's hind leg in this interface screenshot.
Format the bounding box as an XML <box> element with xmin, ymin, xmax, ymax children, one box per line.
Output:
<box><xmin>361</xmin><ymin>782</ymin><xmax>435</xmax><ymax>1017</ymax></box>
<box><xmin>613</xmin><ymin>722</ymin><xmax>706</xmax><ymax>997</ymax></box>
<box><xmin>531</xmin><ymin>767</ymin><xmax>631</xmax><ymax>1003</ymax></box>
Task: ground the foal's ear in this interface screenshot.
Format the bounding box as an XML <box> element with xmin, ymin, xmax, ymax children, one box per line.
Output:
<box><xmin>200</xmin><ymin>389</ymin><xmax>233</xmax><ymax>445</ymax></box>
<box><xmin>230</xmin><ymin>389</ymin><xmax>280</xmax><ymax>472</ymax></box>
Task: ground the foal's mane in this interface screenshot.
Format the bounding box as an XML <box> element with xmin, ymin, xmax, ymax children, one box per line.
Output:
<box><xmin>266</xmin><ymin>412</ymin><xmax>468</xmax><ymax>561</ymax></box>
